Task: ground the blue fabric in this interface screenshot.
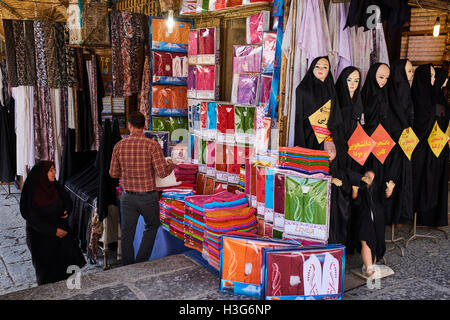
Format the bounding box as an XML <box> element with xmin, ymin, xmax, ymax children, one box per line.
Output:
<box><xmin>133</xmin><ymin>217</ymin><xmax>193</xmax><ymax>261</ymax></box>
<box><xmin>185</xmin><ymin>202</ymin><xmax>205</xmax><ymax>213</ymax></box>
<box><xmin>202</xmin><ymin>197</ymin><xmax>248</xmax><ymax>209</ymax></box>
<box><xmin>184</xmin><ymin>214</ymin><xmax>205</xmax><ymax>227</ymax></box>
<box><xmin>207</xmin><ymin>102</ymin><xmax>217</xmax><ymax>130</ymax></box>
<box><xmin>265</xmin><ymin>167</ymin><xmax>274</xmax><ymax>210</ymax></box>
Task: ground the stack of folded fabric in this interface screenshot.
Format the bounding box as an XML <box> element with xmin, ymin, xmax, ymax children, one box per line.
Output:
<box><xmin>174</xmin><ymin>163</ymin><xmax>199</xmax><ymax>184</ymax></box>
<box><xmin>277</xmin><ymin>146</ymin><xmax>330</xmax><ymax>175</ymax></box>
<box><xmin>160</xmin><ymin>187</ymin><xmax>196</xmax><ymax>240</ymax></box>
<box><xmin>203</xmin><ymin>205</ymin><xmax>258</xmax><ymax>270</ymax></box>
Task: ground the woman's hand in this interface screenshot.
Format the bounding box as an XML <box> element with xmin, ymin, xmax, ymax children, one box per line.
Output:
<box><xmin>61</xmin><ymin>210</ymin><xmax>69</xmax><ymax>219</ymax></box>
<box><xmin>385</xmin><ymin>180</ymin><xmax>395</xmax><ymax>198</ymax></box>
<box><xmin>56</xmin><ymin>228</ymin><xmax>68</xmax><ymax>238</ymax></box>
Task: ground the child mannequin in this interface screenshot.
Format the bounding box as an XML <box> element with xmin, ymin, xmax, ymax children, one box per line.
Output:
<box><xmin>351</xmin><ymin>170</ymin><xmax>394</xmax><ymax>276</ymax></box>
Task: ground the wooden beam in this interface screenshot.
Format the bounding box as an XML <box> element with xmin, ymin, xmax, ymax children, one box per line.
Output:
<box><xmin>0</xmin><ymin>0</ymin><xmax>25</xmax><ymax>19</ymax></box>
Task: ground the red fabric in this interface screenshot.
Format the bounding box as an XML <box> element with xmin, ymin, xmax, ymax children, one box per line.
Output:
<box><xmin>198</xmin><ymin>28</ymin><xmax>215</xmax><ymax>55</ymax></box>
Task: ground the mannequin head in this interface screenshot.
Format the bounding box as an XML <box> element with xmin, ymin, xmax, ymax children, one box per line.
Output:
<box><xmin>375</xmin><ymin>64</ymin><xmax>390</xmax><ymax>88</ymax></box>
<box><xmin>347</xmin><ymin>70</ymin><xmax>360</xmax><ymax>98</ymax></box>
<box><xmin>430</xmin><ymin>66</ymin><xmax>436</xmax><ymax>86</ymax></box>
<box><xmin>313</xmin><ymin>58</ymin><xmax>330</xmax><ymax>82</ymax></box>
<box><xmin>405</xmin><ymin>60</ymin><xmax>414</xmax><ymax>86</ymax></box>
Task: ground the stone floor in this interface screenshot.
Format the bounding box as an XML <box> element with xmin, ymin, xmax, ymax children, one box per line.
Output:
<box><xmin>0</xmin><ymin>183</ymin><xmax>449</xmax><ymax>300</ymax></box>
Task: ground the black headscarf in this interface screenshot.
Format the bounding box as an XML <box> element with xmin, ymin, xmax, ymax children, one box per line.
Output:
<box><xmin>294</xmin><ymin>56</ymin><xmax>343</xmax><ymax>150</ymax></box>
<box><xmin>336</xmin><ymin>66</ymin><xmax>364</xmax><ymax>140</ymax></box>
<box><xmin>20</xmin><ymin>161</ymin><xmax>71</xmax><ymax>222</ymax></box>
<box><xmin>361</xmin><ymin>63</ymin><xmax>392</xmax><ymax>135</ymax></box>
<box><xmin>388</xmin><ymin>59</ymin><xmax>414</xmax><ymax>139</ymax></box>
<box><xmin>412</xmin><ymin>64</ymin><xmax>436</xmax><ymax>140</ymax></box>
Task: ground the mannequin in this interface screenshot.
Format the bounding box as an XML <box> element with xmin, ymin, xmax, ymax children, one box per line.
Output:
<box><xmin>294</xmin><ymin>56</ymin><xmax>343</xmax><ymax>152</ymax></box>
<box><xmin>334</xmin><ymin>66</ymin><xmax>366</xmax><ymax>249</ymax></box>
<box><xmin>411</xmin><ymin>64</ymin><xmax>442</xmax><ymax>224</ymax></box>
<box><xmin>295</xmin><ymin>56</ymin><xmax>346</xmax><ymax>245</ymax></box>
<box><xmin>361</xmin><ymin>63</ymin><xmax>395</xmax><ymax>206</ymax></box>
<box><xmin>384</xmin><ymin>59</ymin><xmax>415</xmax><ymax>226</ymax></box>
<box><xmin>412</xmin><ymin>65</ymin><xmax>448</xmax><ymax>228</ymax></box>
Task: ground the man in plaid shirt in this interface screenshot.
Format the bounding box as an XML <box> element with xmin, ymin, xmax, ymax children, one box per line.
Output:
<box><xmin>110</xmin><ymin>112</ymin><xmax>175</xmax><ymax>265</ymax></box>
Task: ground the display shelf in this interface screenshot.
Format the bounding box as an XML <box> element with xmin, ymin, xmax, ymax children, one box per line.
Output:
<box><xmin>179</xmin><ymin>3</ymin><xmax>273</xmax><ymax>19</ymax></box>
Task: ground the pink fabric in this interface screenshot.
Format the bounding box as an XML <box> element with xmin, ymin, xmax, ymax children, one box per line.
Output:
<box><xmin>204</xmin><ymin>210</ymin><xmax>255</xmax><ymax>222</ymax></box>
<box><xmin>260</xmin><ymin>74</ymin><xmax>272</xmax><ymax>104</ymax></box>
<box><xmin>203</xmin><ymin>203</ymin><xmax>249</xmax><ymax>213</ymax></box>
<box><xmin>188</xmin><ymin>29</ymin><xmax>198</xmax><ymax>56</ymax></box>
<box><xmin>196</xmin><ymin>65</ymin><xmax>215</xmax><ymax>91</ymax></box>
<box><xmin>233</xmin><ymin>45</ymin><xmax>262</xmax><ymax>74</ymax></box>
<box><xmin>185</xmin><ymin>191</ymin><xmax>245</xmax><ymax>206</ymax></box>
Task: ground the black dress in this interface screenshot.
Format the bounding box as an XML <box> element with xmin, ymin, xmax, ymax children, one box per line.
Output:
<box><xmin>333</xmin><ymin>67</ymin><xmax>365</xmax><ymax>247</ymax></box>
<box><xmin>412</xmin><ymin>66</ymin><xmax>449</xmax><ymax>227</ymax></box>
<box><xmin>0</xmin><ymin>97</ymin><xmax>16</xmax><ymax>182</ymax></box>
<box><xmin>352</xmin><ymin>181</ymin><xmax>386</xmax><ymax>261</ymax></box>
<box><xmin>385</xmin><ymin>60</ymin><xmax>414</xmax><ymax>225</ymax></box>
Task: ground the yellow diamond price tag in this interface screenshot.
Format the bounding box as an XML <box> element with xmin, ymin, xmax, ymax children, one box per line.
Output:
<box><xmin>428</xmin><ymin>121</ymin><xmax>447</xmax><ymax>158</ymax></box>
<box><xmin>398</xmin><ymin>127</ymin><xmax>419</xmax><ymax>160</ymax></box>
<box><xmin>308</xmin><ymin>99</ymin><xmax>332</xmax><ymax>144</ymax></box>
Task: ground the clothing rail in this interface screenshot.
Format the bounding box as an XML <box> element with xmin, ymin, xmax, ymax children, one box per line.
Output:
<box><xmin>64</xmin><ymin>184</ymin><xmax>96</xmax><ymax>209</ymax></box>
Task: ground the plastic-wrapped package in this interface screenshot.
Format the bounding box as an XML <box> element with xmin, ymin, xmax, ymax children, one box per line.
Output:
<box><xmin>200</xmin><ymin>101</ymin><xmax>208</xmax><ymax>138</ymax></box>
<box><xmin>273</xmin><ymin>173</ymin><xmax>285</xmax><ymax>238</ymax></box>
<box><xmin>259</xmin><ymin>74</ymin><xmax>272</xmax><ymax>104</ymax></box>
<box><xmin>234</xmin><ymin>105</ymin><xmax>256</xmax><ymax>145</ymax></box>
<box><xmin>144</xmin><ymin>131</ymin><xmax>170</xmax><ymax>157</ymax></box>
<box><xmin>196</xmin><ymin>0</ymin><xmax>210</xmax><ymax>13</ymax></box>
<box><xmin>206</xmin><ymin>141</ymin><xmax>216</xmax><ymax>172</ymax></box>
<box><xmin>206</xmin><ymin>102</ymin><xmax>217</xmax><ymax>140</ymax></box>
<box><xmin>246</xmin><ymin>11</ymin><xmax>270</xmax><ymax>44</ymax></box>
<box><xmin>263</xmin><ymin>245</ymin><xmax>345</xmax><ymax>300</ymax></box>
<box><xmin>151</xmin><ymin>18</ymin><xmax>191</xmax><ymax>52</ymax></box>
<box><xmin>188</xmin><ymin>29</ymin><xmax>198</xmax><ymax>64</ymax></box>
<box><xmin>214</xmin><ymin>0</ymin><xmax>226</xmax><ymax>10</ymax></box>
<box><xmin>152</xmin><ymin>51</ymin><xmax>188</xmax><ymax>78</ymax></box>
<box><xmin>261</xmin><ymin>31</ymin><xmax>277</xmax><ymax>73</ymax></box>
<box><xmin>226</xmin><ymin>0</ymin><xmax>243</xmax><ymax>8</ymax></box>
<box><xmin>217</xmin><ymin>104</ymin><xmax>235</xmax><ymax>144</ymax></box>
<box><xmin>220</xmin><ymin>234</ymin><xmax>299</xmax><ymax>298</ymax></box>
<box><xmin>215</xmin><ymin>142</ymin><xmax>228</xmax><ymax>182</ymax></box>
<box><xmin>231</xmin><ymin>45</ymin><xmax>262</xmax><ymax>103</ymax></box>
<box><xmin>284</xmin><ymin>174</ymin><xmax>331</xmax><ymax>242</ymax></box>
<box><xmin>237</xmin><ymin>74</ymin><xmax>259</xmax><ymax>105</ymax></box>
<box><xmin>187</xmin><ymin>65</ymin><xmax>197</xmax><ymax>98</ymax></box>
<box><xmin>180</xmin><ymin>0</ymin><xmax>198</xmax><ymax>15</ymax></box>
<box><xmin>196</xmin><ymin>65</ymin><xmax>216</xmax><ymax>100</ymax></box>
<box><xmin>152</xmin><ymin>85</ymin><xmax>188</xmax><ymax>116</ymax></box>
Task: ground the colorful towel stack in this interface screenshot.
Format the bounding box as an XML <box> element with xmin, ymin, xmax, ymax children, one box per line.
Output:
<box><xmin>185</xmin><ymin>191</ymin><xmax>258</xmax><ymax>270</ymax></box>
<box><xmin>277</xmin><ymin>146</ymin><xmax>330</xmax><ymax>175</ymax></box>
<box><xmin>174</xmin><ymin>163</ymin><xmax>199</xmax><ymax>184</ymax></box>
<box><xmin>159</xmin><ymin>186</ymin><xmax>196</xmax><ymax>239</ymax></box>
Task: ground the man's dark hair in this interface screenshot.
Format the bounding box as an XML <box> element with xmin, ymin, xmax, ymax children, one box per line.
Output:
<box><xmin>128</xmin><ymin>112</ymin><xmax>145</xmax><ymax>129</ymax></box>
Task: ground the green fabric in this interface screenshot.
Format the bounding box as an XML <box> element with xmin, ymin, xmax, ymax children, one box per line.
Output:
<box><xmin>285</xmin><ymin>176</ymin><xmax>328</xmax><ymax>225</ymax></box>
<box><xmin>272</xmin><ymin>229</ymin><xmax>283</xmax><ymax>239</ymax></box>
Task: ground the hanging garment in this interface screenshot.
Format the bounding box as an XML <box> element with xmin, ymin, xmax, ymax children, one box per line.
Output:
<box><xmin>350</xmin><ymin>26</ymin><xmax>373</xmax><ymax>86</ymax></box>
<box><xmin>34</xmin><ymin>21</ymin><xmax>49</xmax><ymax>88</ymax></box>
<box><xmin>3</xmin><ymin>19</ymin><xmax>18</xmax><ymax>87</ymax></box>
<box><xmin>282</xmin><ymin>0</ymin><xmax>308</xmax><ymax>147</ymax></box>
<box><xmin>0</xmin><ymin>97</ymin><xmax>17</xmax><ymax>182</ymax></box>
<box><xmin>13</xmin><ymin>86</ymin><xmax>35</xmax><ymax>179</ymax></box>
<box><xmin>140</xmin><ymin>48</ymin><xmax>151</xmax><ymax>129</ymax></box>
<box><xmin>76</xmin><ymin>62</ymin><xmax>94</xmax><ymax>151</ymax></box>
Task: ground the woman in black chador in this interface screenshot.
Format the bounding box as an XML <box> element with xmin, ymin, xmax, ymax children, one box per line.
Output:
<box><xmin>20</xmin><ymin>161</ymin><xmax>86</xmax><ymax>285</ymax></box>
<box><xmin>385</xmin><ymin>59</ymin><xmax>415</xmax><ymax>226</ymax></box>
<box><xmin>412</xmin><ymin>64</ymin><xmax>449</xmax><ymax>228</ymax></box>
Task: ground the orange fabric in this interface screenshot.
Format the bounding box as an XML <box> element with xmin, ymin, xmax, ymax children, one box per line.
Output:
<box><xmin>204</xmin><ymin>207</ymin><xmax>256</xmax><ymax>220</ymax></box>
<box><xmin>206</xmin><ymin>214</ymin><xmax>256</xmax><ymax>229</ymax></box>
<box><xmin>222</xmin><ymin>238</ymin><xmax>247</xmax><ymax>282</ymax></box>
<box><xmin>152</xmin><ymin>19</ymin><xmax>190</xmax><ymax>44</ymax></box>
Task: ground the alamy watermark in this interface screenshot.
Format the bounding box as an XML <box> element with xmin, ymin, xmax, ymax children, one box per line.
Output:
<box><xmin>66</xmin><ymin>265</ymin><xmax>82</xmax><ymax>290</ymax></box>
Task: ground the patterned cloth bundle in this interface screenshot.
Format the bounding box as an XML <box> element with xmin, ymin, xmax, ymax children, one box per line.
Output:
<box><xmin>277</xmin><ymin>147</ymin><xmax>330</xmax><ymax>175</ymax></box>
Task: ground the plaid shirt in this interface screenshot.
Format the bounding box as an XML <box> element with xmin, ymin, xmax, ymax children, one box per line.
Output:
<box><xmin>109</xmin><ymin>132</ymin><xmax>176</xmax><ymax>192</ymax></box>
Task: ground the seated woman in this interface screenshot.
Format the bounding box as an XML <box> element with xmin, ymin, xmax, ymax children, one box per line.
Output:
<box><xmin>351</xmin><ymin>170</ymin><xmax>394</xmax><ymax>276</ymax></box>
<box><xmin>20</xmin><ymin>161</ymin><xmax>86</xmax><ymax>285</ymax></box>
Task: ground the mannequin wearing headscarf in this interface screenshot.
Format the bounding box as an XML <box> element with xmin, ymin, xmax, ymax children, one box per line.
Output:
<box><xmin>334</xmin><ymin>66</ymin><xmax>366</xmax><ymax>248</ymax></box>
<box><xmin>412</xmin><ymin>65</ymin><xmax>449</xmax><ymax>227</ymax></box>
<box><xmin>20</xmin><ymin>161</ymin><xmax>86</xmax><ymax>285</ymax></box>
<box><xmin>294</xmin><ymin>56</ymin><xmax>347</xmax><ymax>245</ymax></box>
<box><xmin>411</xmin><ymin>65</ymin><xmax>438</xmax><ymax>215</ymax></box>
<box><xmin>384</xmin><ymin>59</ymin><xmax>415</xmax><ymax>225</ymax></box>
<box><xmin>361</xmin><ymin>63</ymin><xmax>396</xmax><ymax>205</ymax></box>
